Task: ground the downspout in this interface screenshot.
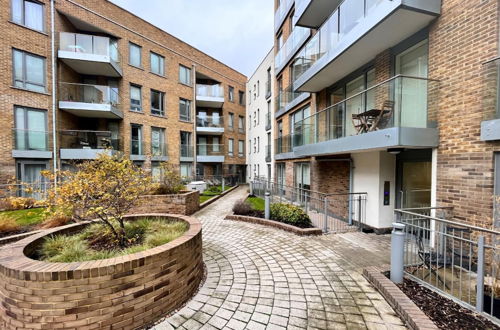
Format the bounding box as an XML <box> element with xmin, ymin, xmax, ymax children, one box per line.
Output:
<box><xmin>192</xmin><ymin>64</ymin><xmax>197</xmax><ymax>180</ymax></box>
<box><xmin>50</xmin><ymin>0</ymin><xmax>57</xmax><ymax>186</ymax></box>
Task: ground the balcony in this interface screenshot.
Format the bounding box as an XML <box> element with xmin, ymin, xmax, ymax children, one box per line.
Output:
<box><xmin>274</xmin><ymin>0</ymin><xmax>294</xmax><ymax>32</ymax></box>
<box><xmin>151</xmin><ymin>143</ymin><xmax>168</xmax><ymax>161</ymax></box>
<box><xmin>292</xmin><ymin>0</ymin><xmax>441</xmax><ymax>92</ymax></box>
<box><xmin>289</xmin><ymin>75</ymin><xmax>439</xmax><ymax>158</ymax></box>
<box><xmin>58</xmin><ymin>83</ymin><xmax>123</xmax><ymax>119</ymax></box>
<box><xmin>197</xmin><ymin>144</ymin><xmax>225</xmax><ymax>163</ymax></box>
<box><xmin>481</xmin><ymin>57</ymin><xmax>500</xmax><ymax>141</ymax></box>
<box><xmin>275</xmin><ymin>135</ymin><xmax>293</xmax><ymax>160</ymax></box>
<box><xmin>196</xmin><ymin>84</ymin><xmax>224</xmax><ymax>108</ymax></box>
<box><xmin>180</xmin><ymin>145</ymin><xmax>194</xmax><ymax>162</ymax></box>
<box><xmin>275</xmin><ymin>26</ymin><xmax>311</xmax><ymax>74</ymax></box>
<box><xmin>295</xmin><ymin>0</ymin><xmax>342</xmax><ymax>28</ymax></box>
<box><xmin>196</xmin><ymin>115</ymin><xmax>224</xmax><ymax>135</ymax></box>
<box><xmin>12</xmin><ymin>129</ymin><xmax>52</xmax><ymax>159</ymax></box>
<box><xmin>275</xmin><ymin>86</ymin><xmax>310</xmax><ymax>118</ymax></box>
<box><xmin>266</xmin><ymin>145</ymin><xmax>272</xmax><ymax>162</ymax></box>
<box><xmin>59</xmin><ymin>130</ymin><xmax>120</xmax><ymax>160</ymax></box>
<box><xmin>266</xmin><ymin>113</ymin><xmax>272</xmax><ymax>131</ymax></box>
<box><xmin>58</xmin><ymin>32</ymin><xmax>122</xmax><ymax>77</ymax></box>
<box><xmin>130</xmin><ymin>139</ymin><xmax>145</xmax><ymax>161</ymax></box>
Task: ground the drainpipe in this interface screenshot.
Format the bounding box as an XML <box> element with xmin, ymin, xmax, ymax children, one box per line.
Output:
<box><xmin>50</xmin><ymin>0</ymin><xmax>57</xmax><ymax>186</ymax></box>
<box><xmin>192</xmin><ymin>64</ymin><xmax>197</xmax><ymax>180</ymax></box>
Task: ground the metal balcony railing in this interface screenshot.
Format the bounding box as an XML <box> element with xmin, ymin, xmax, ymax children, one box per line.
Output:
<box><xmin>151</xmin><ymin>143</ymin><xmax>167</xmax><ymax>157</ymax></box>
<box><xmin>196</xmin><ymin>84</ymin><xmax>224</xmax><ymax>98</ymax></box>
<box><xmin>275</xmin><ymin>135</ymin><xmax>292</xmax><ymax>154</ymax></box>
<box><xmin>59</xmin><ymin>130</ymin><xmax>120</xmax><ymax>151</ymax></box>
<box><xmin>59</xmin><ymin>32</ymin><xmax>121</xmax><ymax>64</ymax></box>
<box><xmin>291</xmin><ymin>75</ymin><xmax>439</xmax><ymax>147</ymax></box>
<box><xmin>275</xmin><ymin>85</ymin><xmax>308</xmax><ymax>112</ymax></box>
<box><xmin>275</xmin><ymin>26</ymin><xmax>310</xmax><ymax>71</ymax></box>
<box><xmin>274</xmin><ymin>0</ymin><xmax>294</xmax><ymax>30</ymax></box>
<box><xmin>196</xmin><ymin>115</ymin><xmax>224</xmax><ymax>128</ymax></box>
<box><xmin>59</xmin><ymin>82</ymin><xmax>119</xmax><ymax>107</ymax></box>
<box><xmin>180</xmin><ymin>145</ymin><xmax>194</xmax><ymax>158</ymax></box>
<box><xmin>13</xmin><ymin>129</ymin><xmax>49</xmax><ymax>151</ymax></box>
<box><xmin>197</xmin><ymin>144</ymin><xmax>225</xmax><ymax>156</ymax></box>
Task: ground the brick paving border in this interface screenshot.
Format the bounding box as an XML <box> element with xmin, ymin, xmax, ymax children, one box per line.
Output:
<box><xmin>363</xmin><ymin>266</ymin><xmax>438</xmax><ymax>330</ymax></box>
<box><xmin>225</xmin><ymin>214</ymin><xmax>323</xmax><ymax>236</ymax></box>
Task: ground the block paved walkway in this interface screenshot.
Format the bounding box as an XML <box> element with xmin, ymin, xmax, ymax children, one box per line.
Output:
<box><xmin>152</xmin><ymin>186</ymin><xmax>405</xmax><ymax>330</ymax></box>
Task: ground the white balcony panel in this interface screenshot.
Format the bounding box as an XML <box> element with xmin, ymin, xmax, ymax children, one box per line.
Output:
<box><xmin>59</xmin><ymin>101</ymin><xmax>123</xmax><ymax>119</ymax></box>
<box><xmin>196</xmin><ymin>127</ymin><xmax>225</xmax><ymax>135</ymax></box>
<box><xmin>197</xmin><ymin>155</ymin><xmax>225</xmax><ymax>163</ymax></box>
<box><xmin>58</xmin><ymin>51</ymin><xmax>122</xmax><ymax>77</ymax></box>
<box><xmin>295</xmin><ymin>0</ymin><xmax>342</xmax><ymax>28</ymax></box>
<box><xmin>196</xmin><ymin>96</ymin><xmax>224</xmax><ymax>108</ymax></box>
<box><xmin>60</xmin><ymin>148</ymin><xmax>118</xmax><ymax>160</ymax></box>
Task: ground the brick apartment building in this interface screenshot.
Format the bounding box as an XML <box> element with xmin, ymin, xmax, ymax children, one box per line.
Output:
<box><xmin>1</xmin><ymin>0</ymin><xmax>247</xmax><ymax>188</ymax></box>
<box><xmin>273</xmin><ymin>0</ymin><xmax>500</xmax><ymax>232</ymax></box>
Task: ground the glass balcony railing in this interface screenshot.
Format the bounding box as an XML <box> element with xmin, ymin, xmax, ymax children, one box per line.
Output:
<box><xmin>59</xmin><ymin>32</ymin><xmax>121</xmax><ymax>64</ymax></box>
<box><xmin>266</xmin><ymin>112</ymin><xmax>272</xmax><ymax>131</ymax></box>
<box><xmin>180</xmin><ymin>145</ymin><xmax>194</xmax><ymax>158</ymax></box>
<box><xmin>13</xmin><ymin>129</ymin><xmax>49</xmax><ymax>151</ymax></box>
<box><xmin>275</xmin><ymin>26</ymin><xmax>310</xmax><ymax>71</ymax></box>
<box><xmin>291</xmin><ymin>75</ymin><xmax>439</xmax><ymax>147</ymax></box>
<box><xmin>196</xmin><ymin>115</ymin><xmax>224</xmax><ymax>128</ymax></box>
<box><xmin>60</xmin><ymin>130</ymin><xmax>120</xmax><ymax>151</ymax></box>
<box><xmin>59</xmin><ymin>82</ymin><xmax>120</xmax><ymax>107</ymax></box>
<box><xmin>275</xmin><ymin>85</ymin><xmax>308</xmax><ymax>112</ymax></box>
<box><xmin>197</xmin><ymin>144</ymin><xmax>225</xmax><ymax>156</ymax></box>
<box><xmin>151</xmin><ymin>143</ymin><xmax>167</xmax><ymax>157</ymax></box>
<box><xmin>482</xmin><ymin>57</ymin><xmax>500</xmax><ymax>121</ymax></box>
<box><xmin>275</xmin><ymin>135</ymin><xmax>292</xmax><ymax>154</ymax></box>
<box><xmin>196</xmin><ymin>84</ymin><xmax>224</xmax><ymax>98</ymax></box>
<box><xmin>292</xmin><ymin>0</ymin><xmax>387</xmax><ymax>85</ymax></box>
<box><xmin>275</xmin><ymin>0</ymin><xmax>294</xmax><ymax>29</ymax></box>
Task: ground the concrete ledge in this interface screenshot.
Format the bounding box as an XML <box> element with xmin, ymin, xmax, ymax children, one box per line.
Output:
<box><xmin>363</xmin><ymin>266</ymin><xmax>438</xmax><ymax>330</ymax></box>
<box><xmin>0</xmin><ymin>230</ymin><xmax>43</xmax><ymax>246</ymax></box>
<box><xmin>199</xmin><ymin>185</ymin><xmax>239</xmax><ymax>209</ymax></box>
<box><xmin>225</xmin><ymin>214</ymin><xmax>323</xmax><ymax>236</ymax></box>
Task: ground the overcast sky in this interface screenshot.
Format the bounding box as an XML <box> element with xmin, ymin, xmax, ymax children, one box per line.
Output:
<box><xmin>109</xmin><ymin>0</ymin><xmax>274</xmax><ymax>78</ymax></box>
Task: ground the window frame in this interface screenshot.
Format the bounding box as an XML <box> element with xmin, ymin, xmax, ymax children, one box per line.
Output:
<box><xmin>129</xmin><ymin>83</ymin><xmax>142</xmax><ymax>112</ymax></box>
<box><xmin>228</xmin><ymin>86</ymin><xmax>234</xmax><ymax>102</ymax></box>
<box><xmin>11</xmin><ymin>0</ymin><xmax>45</xmax><ymax>33</ymax></box>
<box><xmin>228</xmin><ymin>112</ymin><xmax>234</xmax><ymax>129</ymax></box>
<box><xmin>150</xmin><ymin>51</ymin><xmax>165</xmax><ymax>76</ymax></box>
<box><xmin>150</xmin><ymin>89</ymin><xmax>165</xmax><ymax>117</ymax></box>
<box><xmin>128</xmin><ymin>42</ymin><xmax>142</xmax><ymax>68</ymax></box>
<box><xmin>179</xmin><ymin>65</ymin><xmax>192</xmax><ymax>86</ymax></box>
<box><xmin>14</xmin><ymin>106</ymin><xmax>48</xmax><ymax>151</ymax></box>
<box><xmin>12</xmin><ymin>48</ymin><xmax>46</xmax><ymax>93</ymax></box>
<box><xmin>238</xmin><ymin>90</ymin><xmax>245</xmax><ymax>105</ymax></box>
<box><xmin>151</xmin><ymin>126</ymin><xmax>166</xmax><ymax>156</ymax></box>
<box><xmin>238</xmin><ymin>140</ymin><xmax>244</xmax><ymax>157</ymax></box>
<box><xmin>179</xmin><ymin>98</ymin><xmax>191</xmax><ymax>122</ymax></box>
<box><xmin>228</xmin><ymin>138</ymin><xmax>234</xmax><ymax>156</ymax></box>
<box><xmin>130</xmin><ymin>124</ymin><xmax>143</xmax><ymax>155</ymax></box>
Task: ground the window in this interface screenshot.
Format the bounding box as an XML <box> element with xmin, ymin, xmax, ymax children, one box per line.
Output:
<box><xmin>131</xmin><ymin>124</ymin><xmax>142</xmax><ymax>155</ymax></box>
<box><xmin>257</xmin><ymin>137</ymin><xmax>260</xmax><ymax>153</ymax></box>
<box><xmin>16</xmin><ymin>161</ymin><xmax>47</xmax><ymax>199</ymax></box>
<box><xmin>238</xmin><ymin>140</ymin><xmax>244</xmax><ymax>157</ymax></box>
<box><xmin>179</xmin><ymin>65</ymin><xmax>192</xmax><ymax>86</ymax></box>
<box><xmin>248</xmin><ymin>140</ymin><xmax>251</xmax><ymax>154</ymax></box>
<box><xmin>180</xmin><ymin>131</ymin><xmax>192</xmax><ymax>157</ymax></box>
<box><xmin>229</xmin><ymin>86</ymin><xmax>234</xmax><ymax>102</ymax></box>
<box><xmin>150</xmin><ymin>52</ymin><xmax>165</xmax><ymax>76</ymax></box>
<box><xmin>254</xmin><ymin>138</ymin><xmax>256</xmax><ymax>153</ymax></box>
<box><xmin>180</xmin><ymin>162</ymin><xmax>192</xmax><ymax>179</ymax></box>
<box><xmin>228</xmin><ymin>138</ymin><xmax>234</xmax><ymax>156</ymax></box>
<box><xmin>495</xmin><ymin>153</ymin><xmax>500</xmax><ymax>195</ymax></box>
<box><xmin>13</xmin><ymin>49</ymin><xmax>45</xmax><ymax>92</ymax></box>
<box><xmin>151</xmin><ymin>127</ymin><xmax>166</xmax><ymax>156</ymax></box>
<box><xmin>11</xmin><ymin>0</ymin><xmax>44</xmax><ymax>32</ymax></box>
<box><xmin>277</xmin><ymin>163</ymin><xmax>285</xmax><ymax>189</ymax></box>
<box><xmin>179</xmin><ymin>98</ymin><xmax>191</xmax><ymax>122</ymax></box>
<box><xmin>151</xmin><ymin>90</ymin><xmax>165</xmax><ymax>116</ymax></box>
<box><xmin>151</xmin><ymin>161</ymin><xmax>162</xmax><ymax>182</ymax></box>
<box><xmin>290</xmin><ymin>105</ymin><xmax>311</xmax><ymax>147</ymax></box>
<box><xmin>130</xmin><ymin>84</ymin><xmax>142</xmax><ymax>112</ymax></box>
<box><xmin>238</xmin><ymin>91</ymin><xmax>245</xmax><ymax>105</ymax></box>
<box><xmin>257</xmin><ymin>109</ymin><xmax>260</xmax><ymax>125</ymax></box>
<box><xmin>14</xmin><ymin>106</ymin><xmax>47</xmax><ymax>151</ymax></box>
<box><xmin>254</xmin><ymin>112</ymin><xmax>257</xmax><ymax>127</ymax></box>
<box><xmin>238</xmin><ymin>116</ymin><xmax>244</xmax><ymax>132</ymax></box>
<box><xmin>277</xmin><ymin>32</ymin><xmax>283</xmax><ymax>50</ymax></box>
<box><xmin>257</xmin><ymin>81</ymin><xmax>260</xmax><ymax>97</ymax></box>
<box><xmin>228</xmin><ymin>112</ymin><xmax>234</xmax><ymax>129</ymax></box>
<box><xmin>253</xmin><ymin>84</ymin><xmax>256</xmax><ymax>100</ymax></box>
<box><xmin>249</xmin><ymin>91</ymin><xmax>252</xmax><ymax>105</ymax></box>
<box><xmin>129</xmin><ymin>42</ymin><xmax>142</xmax><ymax>68</ymax></box>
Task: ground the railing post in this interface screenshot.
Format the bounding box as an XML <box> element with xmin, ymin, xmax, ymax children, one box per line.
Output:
<box><xmin>250</xmin><ymin>181</ymin><xmax>254</xmax><ymax>196</ymax></box>
<box><xmin>357</xmin><ymin>195</ymin><xmax>362</xmax><ymax>229</ymax></box>
<box><xmin>323</xmin><ymin>197</ymin><xmax>328</xmax><ymax>233</ymax></box>
<box><xmin>279</xmin><ymin>183</ymin><xmax>283</xmax><ymax>203</ymax></box>
<box><xmin>265</xmin><ymin>192</ymin><xmax>270</xmax><ymax>220</ymax></box>
<box><xmin>305</xmin><ymin>192</ymin><xmax>309</xmax><ymax>213</ymax></box>
<box><xmin>476</xmin><ymin>235</ymin><xmax>485</xmax><ymax>312</ymax></box>
<box><xmin>222</xmin><ymin>177</ymin><xmax>225</xmax><ymax>193</ymax></box>
<box><xmin>390</xmin><ymin>222</ymin><xmax>406</xmax><ymax>284</ymax></box>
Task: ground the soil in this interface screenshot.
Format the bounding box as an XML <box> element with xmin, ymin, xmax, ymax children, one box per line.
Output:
<box><xmin>397</xmin><ymin>278</ymin><xmax>499</xmax><ymax>330</ymax></box>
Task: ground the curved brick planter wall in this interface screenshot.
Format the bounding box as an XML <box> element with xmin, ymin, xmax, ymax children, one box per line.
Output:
<box><xmin>131</xmin><ymin>190</ymin><xmax>200</xmax><ymax>215</ymax></box>
<box><xmin>0</xmin><ymin>214</ymin><xmax>203</xmax><ymax>330</ymax></box>
<box><xmin>226</xmin><ymin>214</ymin><xmax>323</xmax><ymax>236</ymax></box>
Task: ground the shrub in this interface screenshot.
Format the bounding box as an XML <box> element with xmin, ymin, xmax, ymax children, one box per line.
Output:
<box><xmin>151</xmin><ymin>163</ymin><xmax>184</xmax><ymax>194</ymax></box>
<box><xmin>39</xmin><ymin>210</ymin><xmax>72</xmax><ymax>229</ymax></box>
<box><xmin>270</xmin><ymin>203</ymin><xmax>312</xmax><ymax>228</ymax></box>
<box><xmin>232</xmin><ymin>199</ymin><xmax>264</xmax><ymax>218</ymax></box>
<box><xmin>0</xmin><ymin>215</ymin><xmax>20</xmax><ymax>233</ymax></box>
<box><xmin>206</xmin><ymin>185</ymin><xmax>222</xmax><ymax>194</ymax></box>
<box><xmin>0</xmin><ymin>196</ymin><xmax>36</xmax><ymax>211</ymax></box>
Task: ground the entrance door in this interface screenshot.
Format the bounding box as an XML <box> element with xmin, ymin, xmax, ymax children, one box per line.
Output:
<box><xmin>396</xmin><ymin>150</ymin><xmax>432</xmax><ymax>209</ymax></box>
<box><xmin>294</xmin><ymin>163</ymin><xmax>310</xmax><ymax>204</ymax></box>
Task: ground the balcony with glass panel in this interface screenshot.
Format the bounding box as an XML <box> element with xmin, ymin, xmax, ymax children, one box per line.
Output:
<box><xmin>196</xmin><ymin>84</ymin><xmax>224</xmax><ymax>108</ymax></box>
<box><xmin>294</xmin><ymin>0</ymin><xmax>342</xmax><ymax>28</ymax></box>
<box><xmin>288</xmin><ymin>75</ymin><xmax>439</xmax><ymax>158</ymax></box>
<box><xmin>151</xmin><ymin>141</ymin><xmax>168</xmax><ymax>162</ymax></box>
<box><xmin>180</xmin><ymin>145</ymin><xmax>194</xmax><ymax>162</ymax></box>
<box><xmin>275</xmin><ymin>85</ymin><xmax>310</xmax><ymax>118</ymax></box>
<box><xmin>58</xmin><ymin>83</ymin><xmax>122</xmax><ymax>119</ymax></box>
<box><xmin>274</xmin><ymin>0</ymin><xmax>295</xmax><ymax>32</ymax></box>
<box><xmin>12</xmin><ymin>129</ymin><xmax>51</xmax><ymax>159</ymax></box>
<box><xmin>58</xmin><ymin>32</ymin><xmax>122</xmax><ymax>77</ymax></box>
<box><xmin>481</xmin><ymin>57</ymin><xmax>500</xmax><ymax>141</ymax></box>
<box><xmin>275</xmin><ymin>135</ymin><xmax>293</xmax><ymax>158</ymax></box>
<box><xmin>197</xmin><ymin>144</ymin><xmax>225</xmax><ymax>163</ymax></box>
<box><xmin>292</xmin><ymin>0</ymin><xmax>441</xmax><ymax>92</ymax></box>
<box><xmin>275</xmin><ymin>26</ymin><xmax>311</xmax><ymax>74</ymax></box>
<box><xmin>196</xmin><ymin>115</ymin><xmax>224</xmax><ymax>135</ymax></box>
<box><xmin>59</xmin><ymin>130</ymin><xmax>120</xmax><ymax>160</ymax></box>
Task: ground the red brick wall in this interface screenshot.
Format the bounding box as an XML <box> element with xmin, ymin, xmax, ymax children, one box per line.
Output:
<box><xmin>130</xmin><ymin>191</ymin><xmax>200</xmax><ymax>215</ymax></box>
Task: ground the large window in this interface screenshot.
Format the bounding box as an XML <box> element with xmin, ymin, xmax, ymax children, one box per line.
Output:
<box><xmin>131</xmin><ymin>124</ymin><xmax>143</xmax><ymax>155</ymax></box>
<box><xmin>179</xmin><ymin>65</ymin><xmax>191</xmax><ymax>86</ymax></box>
<box><xmin>151</xmin><ymin>127</ymin><xmax>166</xmax><ymax>156</ymax></box>
<box><xmin>228</xmin><ymin>138</ymin><xmax>234</xmax><ymax>156</ymax></box>
<box><xmin>11</xmin><ymin>0</ymin><xmax>44</xmax><ymax>32</ymax></box>
<box><xmin>179</xmin><ymin>98</ymin><xmax>191</xmax><ymax>122</ymax></box>
<box><xmin>150</xmin><ymin>52</ymin><xmax>165</xmax><ymax>76</ymax></box>
<box><xmin>238</xmin><ymin>116</ymin><xmax>244</xmax><ymax>132</ymax></box>
<box><xmin>239</xmin><ymin>91</ymin><xmax>245</xmax><ymax>105</ymax></box>
<box><xmin>229</xmin><ymin>86</ymin><xmax>234</xmax><ymax>102</ymax></box>
<box><xmin>228</xmin><ymin>112</ymin><xmax>234</xmax><ymax>129</ymax></box>
<box><xmin>130</xmin><ymin>84</ymin><xmax>142</xmax><ymax>112</ymax></box>
<box><xmin>151</xmin><ymin>90</ymin><xmax>165</xmax><ymax>116</ymax></box>
<box><xmin>13</xmin><ymin>49</ymin><xmax>45</xmax><ymax>92</ymax></box>
<box><xmin>14</xmin><ymin>106</ymin><xmax>47</xmax><ymax>151</ymax></box>
<box><xmin>180</xmin><ymin>162</ymin><xmax>192</xmax><ymax>179</ymax></box>
<box><xmin>129</xmin><ymin>42</ymin><xmax>142</xmax><ymax>68</ymax></box>
<box><xmin>290</xmin><ymin>105</ymin><xmax>311</xmax><ymax>147</ymax></box>
<box><xmin>238</xmin><ymin>140</ymin><xmax>244</xmax><ymax>157</ymax></box>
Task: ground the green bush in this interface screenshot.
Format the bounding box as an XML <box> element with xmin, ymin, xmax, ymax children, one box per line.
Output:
<box><xmin>270</xmin><ymin>203</ymin><xmax>312</xmax><ymax>228</ymax></box>
<box><xmin>206</xmin><ymin>185</ymin><xmax>222</xmax><ymax>194</ymax></box>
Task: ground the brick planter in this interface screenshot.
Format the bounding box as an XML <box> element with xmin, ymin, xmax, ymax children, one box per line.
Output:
<box><xmin>0</xmin><ymin>213</ymin><xmax>203</xmax><ymax>330</ymax></box>
<box><xmin>226</xmin><ymin>214</ymin><xmax>323</xmax><ymax>236</ymax></box>
<box><xmin>131</xmin><ymin>190</ymin><xmax>200</xmax><ymax>215</ymax></box>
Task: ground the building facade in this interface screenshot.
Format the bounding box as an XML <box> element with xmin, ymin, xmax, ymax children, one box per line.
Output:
<box><xmin>246</xmin><ymin>48</ymin><xmax>275</xmax><ymax>182</ymax></box>
<box><xmin>273</xmin><ymin>0</ymin><xmax>500</xmax><ymax>232</ymax></box>
<box><xmin>2</xmin><ymin>0</ymin><xmax>247</xmax><ymax>189</ymax></box>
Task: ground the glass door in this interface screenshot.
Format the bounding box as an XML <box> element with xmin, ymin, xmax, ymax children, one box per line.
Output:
<box><xmin>294</xmin><ymin>163</ymin><xmax>310</xmax><ymax>204</ymax></box>
<box><xmin>198</xmin><ymin>137</ymin><xmax>207</xmax><ymax>155</ymax></box>
<box><xmin>396</xmin><ymin>150</ymin><xmax>432</xmax><ymax>209</ymax></box>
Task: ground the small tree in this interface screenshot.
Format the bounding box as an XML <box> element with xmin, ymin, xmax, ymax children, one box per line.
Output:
<box><xmin>44</xmin><ymin>153</ymin><xmax>152</xmax><ymax>247</ymax></box>
<box><xmin>152</xmin><ymin>163</ymin><xmax>184</xmax><ymax>194</ymax></box>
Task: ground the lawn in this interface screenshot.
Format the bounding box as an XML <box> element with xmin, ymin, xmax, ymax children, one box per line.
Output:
<box><xmin>247</xmin><ymin>197</ymin><xmax>265</xmax><ymax>211</ymax></box>
<box><xmin>199</xmin><ymin>195</ymin><xmax>215</xmax><ymax>203</ymax></box>
<box><xmin>198</xmin><ymin>185</ymin><xmax>233</xmax><ymax>204</ymax></box>
<box><xmin>0</xmin><ymin>208</ymin><xmax>45</xmax><ymax>227</ymax></box>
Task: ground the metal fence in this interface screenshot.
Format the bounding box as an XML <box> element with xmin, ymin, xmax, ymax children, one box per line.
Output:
<box><xmin>251</xmin><ymin>179</ymin><xmax>367</xmax><ymax>234</ymax></box>
<box><xmin>396</xmin><ymin>207</ymin><xmax>500</xmax><ymax>321</ymax></box>
<box><xmin>0</xmin><ymin>182</ymin><xmax>52</xmax><ymax>200</ymax></box>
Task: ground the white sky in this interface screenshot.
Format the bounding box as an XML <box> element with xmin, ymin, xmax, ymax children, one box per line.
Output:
<box><xmin>109</xmin><ymin>0</ymin><xmax>274</xmax><ymax>77</ymax></box>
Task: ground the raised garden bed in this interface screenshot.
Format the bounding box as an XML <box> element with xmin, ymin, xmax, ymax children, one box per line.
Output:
<box><xmin>131</xmin><ymin>190</ymin><xmax>200</xmax><ymax>215</ymax></box>
<box><xmin>0</xmin><ymin>213</ymin><xmax>203</xmax><ymax>330</ymax></box>
<box><xmin>225</xmin><ymin>214</ymin><xmax>322</xmax><ymax>236</ymax></box>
